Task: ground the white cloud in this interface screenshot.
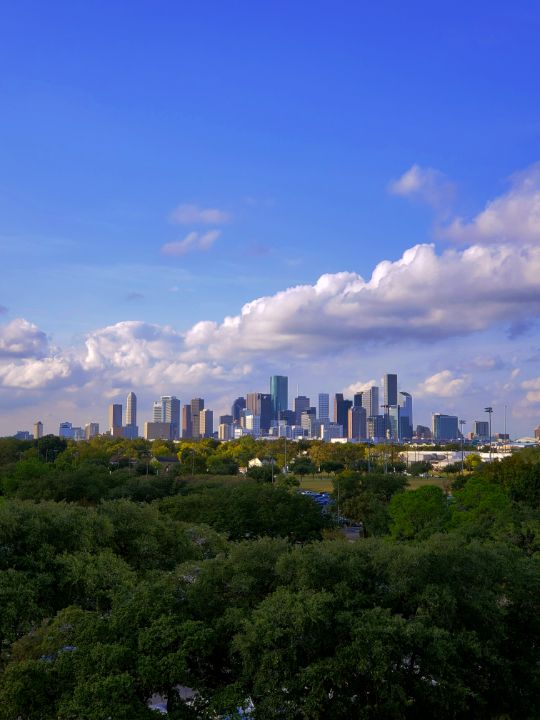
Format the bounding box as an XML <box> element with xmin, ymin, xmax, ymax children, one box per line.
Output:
<box><xmin>342</xmin><ymin>379</ymin><xmax>378</xmax><ymax>396</ymax></box>
<box><xmin>521</xmin><ymin>377</ymin><xmax>540</xmax><ymax>404</ymax></box>
<box><xmin>416</xmin><ymin>370</ymin><xmax>471</xmax><ymax>398</ymax></box>
<box><xmin>443</xmin><ymin>162</ymin><xmax>540</xmax><ymax>244</ymax></box>
<box><xmin>169</xmin><ymin>204</ymin><xmax>232</xmax><ymax>225</ymax></box>
<box><xmin>161</xmin><ymin>230</ymin><xmax>221</xmax><ymax>256</ymax></box>
<box><xmin>0</xmin><ymin>319</ymin><xmax>49</xmax><ymax>358</ymax></box>
<box><xmin>389</xmin><ymin>164</ymin><xmax>455</xmax><ymax>210</ymax></box>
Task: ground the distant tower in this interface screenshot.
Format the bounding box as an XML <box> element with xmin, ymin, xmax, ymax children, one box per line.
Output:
<box><xmin>318</xmin><ymin>393</ymin><xmax>330</xmax><ymax>422</ymax></box>
<box><xmin>33</xmin><ymin>420</ymin><xmax>43</xmax><ymax>439</ymax></box>
<box><xmin>383</xmin><ymin>374</ymin><xmax>398</xmax><ymax>407</ymax></box>
<box><xmin>108</xmin><ymin>403</ymin><xmax>123</xmax><ymax>437</ymax></box>
<box><xmin>246</xmin><ymin>393</ymin><xmax>272</xmax><ymax>432</ymax></box>
<box><xmin>126</xmin><ymin>392</ymin><xmax>137</xmax><ymax>427</ymax></box>
<box><xmin>334</xmin><ymin>394</ymin><xmax>352</xmax><ymax>437</ymax></box>
<box><xmin>294</xmin><ymin>395</ymin><xmax>310</xmax><ymax>425</ymax></box>
<box><xmin>153</xmin><ymin>396</ymin><xmax>180</xmax><ymax>440</ymax></box>
<box><xmin>399</xmin><ymin>391</ymin><xmax>413</xmax><ymax>439</ymax></box>
<box><xmin>191</xmin><ymin>398</ymin><xmax>205</xmax><ymax>439</ymax></box>
<box><xmin>231</xmin><ymin>397</ymin><xmax>246</xmax><ymax>424</ymax></box>
<box><xmin>270</xmin><ymin>375</ymin><xmax>288</xmax><ymax>420</ymax></box>
<box><xmin>363</xmin><ymin>386</ymin><xmax>379</xmax><ymax>418</ymax></box>
<box><xmin>182</xmin><ymin>404</ymin><xmax>192</xmax><ymax>438</ymax></box>
<box><xmin>200</xmin><ymin>409</ymin><xmax>214</xmax><ymax>438</ymax></box>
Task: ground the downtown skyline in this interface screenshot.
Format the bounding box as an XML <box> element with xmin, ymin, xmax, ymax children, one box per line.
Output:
<box><xmin>1</xmin><ymin>3</ymin><xmax>540</xmax><ymax>436</ymax></box>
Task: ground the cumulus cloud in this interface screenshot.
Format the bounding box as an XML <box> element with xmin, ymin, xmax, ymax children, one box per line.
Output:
<box><xmin>444</xmin><ymin>162</ymin><xmax>540</xmax><ymax>244</ymax></box>
<box><xmin>169</xmin><ymin>203</ymin><xmax>231</xmax><ymax>225</ymax></box>
<box><xmin>343</xmin><ymin>379</ymin><xmax>379</xmax><ymax>396</ymax></box>
<box><xmin>521</xmin><ymin>377</ymin><xmax>540</xmax><ymax>404</ymax></box>
<box><xmin>161</xmin><ymin>230</ymin><xmax>221</xmax><ymax>256</ymax></box>
<box><xmin>416</xmin><ymin>370</ymin><xmax>471</xmax><ymax>398</ymax></box>
<box><xmin>389</xmin><ymin>164</ymin><xmax>455</xmax><ymax>210</ymax></box>
<box><xmin>0</xmin><ymin>319</ymin><xmax>49</xmax><ymax>358</ymax></box>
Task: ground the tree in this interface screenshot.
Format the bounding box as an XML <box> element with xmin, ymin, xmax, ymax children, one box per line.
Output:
<box><xmin>388</xmin><ymin>485</ymin><xmax>450</xmax><ymax>540</ymax></box>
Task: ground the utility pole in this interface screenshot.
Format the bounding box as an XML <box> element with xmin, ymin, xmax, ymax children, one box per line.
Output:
<box><xmin>459</xmin><ymin>419</ymin><xmax>466</xmax><ymax>474</ymax></box>
<box><xmin>484</xmin><ymin>407</ymin><xmax>493</xmax><ymax>462</ymax></box>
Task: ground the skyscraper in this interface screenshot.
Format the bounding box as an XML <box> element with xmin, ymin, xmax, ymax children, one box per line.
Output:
<box><xmin>348</xmin><ymin>405</ymin><xmax>367</xmax><ymax>440</ymax></box>
<box><xmin>108</xmin><ymin>403</ymin><xmax>123</xmax><ymax>437</ymax></box>
<box><xmin>432</xmin><ymin>414</ymin><xmax>459</xmax><ymax>442</ymax></box>
<box><xmin>398</xmin><ymin>391</ymin><xmax>413</xmax><ymax>440</ymax></box>
<box><xmin>246</xmin><ymin>393</ymin><xmax>272</xmax><ymax>432</ymax></box>
<box><xmin>231</xmin><ymin>397</ymin><xmax>246</xmax><ymax>424</ymax></box>
<box><xmin>362</xmin><ymin>386</ymin><xmax>379</xmax><ymax>418</ymax></box>
<box><xmin>153</xmin><ymin>396</ymin><xmax>181</xmax><ymax>439</ymax></box>
<box><xmin>294</xmin><ymin>395</ymin><xmax>310</xmax><ymax>425</ymax></box>
<box><xmin>125</xmin><ymin>391</ymin><xmax>138</xmax><ymax>439</ymax></box>
<box><xmin>33</xmin><ymin>420</ymin><xmax>43</xmax><ymax>439</ymax></box>
<box><xmin>318</xmin><ymin>393</ymin><xmax>330</xmax><ymax>422</ymax></box>
<box><xmin>270</xmin><ymin>375</ymin><xmax>288</xmax><ymax>420</ymax></box>
<box><xmin>200</xmin><ymin>409</ymin><xmax>214</xmax><ymax>438</ymax></box>
<box><xmin>126</xmin><ymin>392</ymin><xmax>137</xmax><ymax>426</ymax></box>
<box><xmin>191</xmin><ymin>398</ymin><xmax>204</xmax><ymax>439</ymax></box>
<box><xmin>182</xmin><ymin>404</ymin><xmax>192</xmax><ymax>438</ymax></box>
<box><xmin>334</xmin><ymin>394</ymin><xmax>352</xmax><ymax>437</ymax></box>
<box><xmin>383</xmin><ymin>374</ymin><xmax>398</xmax><ymax>407</ymax></box>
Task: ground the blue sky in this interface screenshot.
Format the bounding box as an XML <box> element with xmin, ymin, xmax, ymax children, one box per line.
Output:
<box><xmin>2</xmin><ymin>1</ymin><xmax>540</xmax><ymax>436</ymax></box>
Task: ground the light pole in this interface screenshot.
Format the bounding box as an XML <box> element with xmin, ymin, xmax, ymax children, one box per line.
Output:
<box><xmin>459</xmin><ymin>419</ymin><xmax>466</xmax><ymax>474</ymax></box>
<box><xmin>484</xmin><ymin>407</ymin><xmax>493</xmax><ymax>462</ymax></box>
<box><xmin>382</xmin><ymin>404</ymin><xmax>390</xmax><ymax>474</ymax></box>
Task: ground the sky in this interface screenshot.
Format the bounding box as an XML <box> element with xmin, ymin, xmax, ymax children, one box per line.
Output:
<box><xmin>2</xmin><ymin>0</ymin><xmax>540</xmax><ymax>437</ymax></box>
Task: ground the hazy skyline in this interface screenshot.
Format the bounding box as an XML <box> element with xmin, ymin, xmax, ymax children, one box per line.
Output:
<box><xmin>2</xmin><ymin>2</ymin><xmax>540</xmax><ymax>436</ymax></box>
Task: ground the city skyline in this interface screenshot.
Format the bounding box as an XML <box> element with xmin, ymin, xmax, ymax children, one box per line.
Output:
<box><xmin>1</xmin><ymin>4</ymin><xmax>540</xmax><ymax>437</ymax></box>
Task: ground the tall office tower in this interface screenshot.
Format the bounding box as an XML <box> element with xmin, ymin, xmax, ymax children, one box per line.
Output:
<box><xmin>318</xmin><ymin>393</ymin><xmax>330</xmax><ymax>422</ymax></box>
<box><xmin>348</xmin><ymin>405</ymin><xmax>367</xmax><ymax>440</ymax></box>
<box><xmin>362</xmin><ymin>386</ymin><xmax>379</xmax><ymax>418</ymax></box>
<box><xmin>59</xmin><ymin>421</ymin><xmax>74</xmax><ymax>439</ymax></box>
<box><xmin>294</xmin><ymin>395</ymin><xmax>310</xmax><ymax>425</ymax></box>
<box><xmin>398</xmin><ymin>391</ymin><xmax>413</xmax><ymax>440</ymax></box>
<box><xmin>152</xmin><ymin>396</ymin><xmax>181</xmax><ymax>440</ymax></box>
<box><xmin>191</xmin><ymin>398</ymin><xmax>204</xmax><ymax>439</ymax></box>
<box><xmin>473</xmin><ymin>420</ymin><xmax>489</xmax><ymax>440</ymax></box>
<box><xmin>126</xmin><ymin>392</ymin><xmax>137</xmax><ymax>426</ymax></box>
<box><xmin>367</xmin><ymin>415</ymin><xmax>385</xmax><ymax>440</ymax></box>
<box><xmin>334</xmin><ymin>394</ymin><xmax>352</xmax><ymax>437</ymax></box>
<box><xmin>432</xmin><ymin>414</ymin><xmax>459</xmax><ymax>442</ymax></box>
<box><xmin>270</xmin><ymin>375</ymin><xmax>288</xmax><ymax>420</ymax></box>
<box><xmin>383</xmin><ymin>374</ymin><xmax>398</xmax><ymax>407</ymax></box>
<box><xmin>124</xmin><ymin>391</ymin><xmax>138</xmax><ymax>439</ymax></box>
<box><xmin>231</xmin><ymin>397</ymin><xmax>246</xmax><ymax>424</ymax></box>
<box><xmin>200</xmin><ymin>409</ymin><xmax>214</xmax><ymax>438</ymax></box>
<box><xmin>279</xmin><ymin>409</ymin><xmax>296</xmax><ymax>426</ymax></box>
<box><xmin>33</xmin><ymin>421</ymin><xmax>43</xmax><ymax>439</ymax></box>
<box><xmin>218</xmin><ymin>423</ymin><xmax>233</xmax><ymax>441</ymax></box>
<box><xmin>246</xmin><ymin>393</ymin><xmax>272</xmax><ymax>432</ymax></box>
<box><xmin>219</xmin><ymin>414</ymin><xmax>233</xmax><ymax>425</ymax></box>
<box><xmin>353</xmin><ymin>392</ymin><xmax>363</xmax><ymax>407</ymax></box>
<box><xmin>85</xmin><ymin>422</ymin><xmax>99</xmax><ymax>439</ymax></box>
<box><xmin>244</xmin><ymin>412</ymin><xmax>261</xmax><ymax>437</ymax></box>
<box><xmin>108</xmin><ymin>403</ymin><xmax>123</xmax><ymax>437</ymax></box>
<box><xmin>387</xmin><ymin>405</ymin><xmax>400</xmax><ymax>441</ymax></box>
<box><xmin>182</xmin><ymin>404</ymin><xmax>192</xmax><ymax>438</ymax></box>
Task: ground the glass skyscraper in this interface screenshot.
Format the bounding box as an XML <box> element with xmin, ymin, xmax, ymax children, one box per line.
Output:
<box><xmin>270</xmin><ymin>375</ymin><xmax>288</xmax><ymax>420</ymax></box>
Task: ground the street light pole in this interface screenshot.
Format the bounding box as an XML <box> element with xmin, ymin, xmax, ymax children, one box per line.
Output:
<box><xmin>382</xmin><ymin>404</ymin><xmax>390</xmax><ymax>474</ymax></box>
<box><xmin>484</xmin><ymin>407</ymin><xmax>493</xmax><ymax>462</ymax></box>
<box><xmin>459</xmin><ymin>419</ymin><xmax>466</xmax><ymax>474</ymax></box>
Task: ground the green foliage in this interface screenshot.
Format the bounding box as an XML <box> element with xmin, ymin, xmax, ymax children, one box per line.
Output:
<box><xmin>388</xmin><ymin>485</ymin><xmax>450</xmax><ymax>540</ymax></box>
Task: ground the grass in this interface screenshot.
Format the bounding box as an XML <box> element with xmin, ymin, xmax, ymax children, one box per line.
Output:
<box><xmin>406</xmin><ymin>475</ymin><xmax>449</xmax><ymax>490</ymax></box>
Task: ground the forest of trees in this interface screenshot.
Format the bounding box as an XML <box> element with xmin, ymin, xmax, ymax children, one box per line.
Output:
<box><xmin>0</xmin><ymin>434</ymin><xmax>538</xmax><ymax>718</ymax></box>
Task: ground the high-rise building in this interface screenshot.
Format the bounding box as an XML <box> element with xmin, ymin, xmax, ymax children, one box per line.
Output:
<box><xmin>399</xmin><ymin>391</ymin><xmax>413</xmax><ymax>440</ymax></box>
<box><xmin>318</xmin><ymin>393</ymin><xmax>330</xmax><ymax>422</ymax></box>
<box><xmin>200</xmin><ymin>409</ymin><xmax>214</xmax><ymax>438</ymax></box>
<box><xmin>246</xmin><ymin>393</ymin><xmax>272</xmax><ymax>432</ymax></box>
<box><xmin>144</xmin><ymin>422</ymin><xmax>174</xmax><ymax>441</ymax></box>
<box><xmin>33</xmin><ymin>421</ymin><xmax>43</xmax><ymax>439</ymax></box>
<box><xmin>432</xmin><ymin>414</ymin><xmax>459</xmax><ymax>442</ymax></box>
<box><xmin>348</xmin><ymin>405</ymin><xmax>367</xmax><ymax>440</ymax></box>
<box><xmin>270</xmin><ymin>375</ymin><xmax>288</xmax><ymax>420</ymax></box>
<box><xmin>387</xmin><ymin>405</ymin><xmax>400</xmax><ymax>441</ymax></box>
<box><xmin>153</xmin><ymin>396</ymin><xmax>180</xmax><ymax>439</ymax></box>
<box><xmin>108</xmin><ymin>404</ymin><xmax>123</xmax><ymax>437</ymax></box>
<box><xmin>244</xmin><ymin>412</ymin><xmax>261</xmax><ymax>437</ymax></box>
<box><xmin>59</xmin><ymin>421</ymin><xmax>74</xmax><ymax>439</ymax></box>
<box><xmin>334</xmin><ymin>394</ymin><xmax>352</xmax><ymax>437</ymax></box>
<box><xmin>362</xmin><ymin>386</ymin><xmax>379</xmax><ymax>418</ymax></box>
<box><xmin>294</xmin><ymin>395</ymin><xmax>310</xmax><ymax>425</ymax></box>
<box><xmin>367</xmin><ymin>415</ymin><xmax>385</xmax><ymax>440</ymax></box>
<box><xmin>191</xmin><ymin>398</ymin><xmax>204</xmax><ymax>439</ymax></box>
<box><xmin>126</xmin><ymin>392</ymin><xmax>137</xmax><ymax>426</ymax></box>
<box><xmin>218</xmin><ymin>423</ymin><xmax>233</xmax><ymax>441</ymax></box>
<box><xmin>231</xmin><ymin>397</ymin><xmax>246</xmax><ymax>424</ymax></box>
<box><xmin>219</xmin><ymin>414</ymin><xmax>233</xmax><ymax>425</ymax></box>
<box><xmin>473</xmin><ymin>420</ymin><xmax>490</xmax><ymax>440</ymax></box>
<box><xmin>85</xmin><ymin>422</ymin><xmax>100</xmax><ymax>439</ymax></box>
<box><xmin>279</xmin><ymin>409</ymin><xmax>296</xmax><ymax>426</ymax></box>
<box><xmin>383</xmin><ymin>374</ymin><xmax>398</xmax><ymax>407</ymax></box>
<box><xmin>353</xmin><ymin>392</ymin><xmax>363</xmax><ymax>407</ymax></box>
<box><xmin>124</xmin><ymin>391</ymin><xmax>138</xmax><ymax>439</ymax></box>
<box><xmin>182</xmin><ymin>404</ymin><xmax>192</xmax><ymax>438</ymax></box>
